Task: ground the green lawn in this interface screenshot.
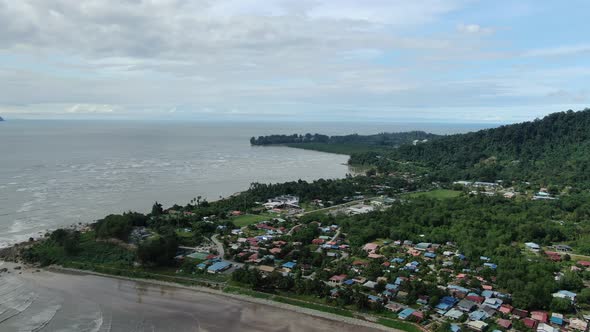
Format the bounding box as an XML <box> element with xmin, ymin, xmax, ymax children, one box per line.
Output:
<box><xmin>405</xmin><ymin>189</ymin><xmax>462</xmax><ymax>200</ymax></box>
<box><xmin>377</xmin><ymin>318</ymin><xmax>422</xmax><ymax>332</ymax></box>
<box><xmin>231</xmin><ymin>214</ymin><xmax>271</xmax><ymax>227</ymax></box>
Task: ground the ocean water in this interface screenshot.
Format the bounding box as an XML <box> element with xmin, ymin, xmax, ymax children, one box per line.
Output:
<box><xmin>0</xmin><ymin>120</ymin><xmax>492</xmax><ymax>247</ymax></box>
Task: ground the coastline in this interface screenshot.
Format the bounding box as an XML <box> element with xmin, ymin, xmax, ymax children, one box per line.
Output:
<box><xmin>0</xmin><ymin>260</ymin><xmax>401</xmax><ymax>332</ymax></box>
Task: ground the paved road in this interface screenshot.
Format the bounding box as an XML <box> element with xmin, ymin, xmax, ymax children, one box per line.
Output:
<box><xmin>211</xmin><ymin>234</ymin><xmax>225</xmax><ymax>258</ymax></box>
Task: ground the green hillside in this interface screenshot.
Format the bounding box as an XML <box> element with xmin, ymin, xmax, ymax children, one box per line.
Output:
<box><xmin>350</xmin><ymin>109</ymin><xmax>590</xmax><ymax>186</ymax></box>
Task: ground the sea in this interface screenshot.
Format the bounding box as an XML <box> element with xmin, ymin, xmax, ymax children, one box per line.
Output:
<box><xmin>0</xmin><ymin>120</ymin><xmax>493</xmax><ymax>248</ymax></box>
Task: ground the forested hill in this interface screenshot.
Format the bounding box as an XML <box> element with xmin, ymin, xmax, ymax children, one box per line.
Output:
<box><xmin>351</xmin><ymin>108</ymin><xmax>590</xmax><ymax>186</ymax></box>
<box><xmin>250</xmin><ymin>131</ymin><xmax>439</xmax><ymax>150</ymax></box>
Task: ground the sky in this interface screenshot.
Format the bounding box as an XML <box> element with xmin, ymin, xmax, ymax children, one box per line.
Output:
<box><xmin>0</xmin><ymin>0</ymin><xmax>589</xmax><ymax>123</ymax></box>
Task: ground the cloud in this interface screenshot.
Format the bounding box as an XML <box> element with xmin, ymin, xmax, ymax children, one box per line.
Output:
<box><xmin>67</xmin><ymin>104</ymin><xmax>116</xmax><ymax>114</ymax></box>
<box><xmin>0</xmin><ymin>0</ymin><xmax>588</xmax><ymax>122</ymax></box>
<box><xmin>456</xmin><ymin>23</ymin><xmax>494</xmax><ymax>35</ymax></box>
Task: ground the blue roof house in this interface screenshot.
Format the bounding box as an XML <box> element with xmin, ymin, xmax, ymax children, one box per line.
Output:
<box><xmin>282</xmin><ymin>261</ymin><xmax>297</xmax><ymax>269</ymax></box>
<box><xmin>398</xmin><ymin>308</ymin><xmax>416</xmax><ymax>320</ymax></box>
<box><xmin>207</xmin><ymin>261</ymin><xmax>232</xmax><ymax>273</ymax></box>
<box><xmin>483</xmin><ymin>262</ymin><xmax>497</xmax><ymax>269</ymax></box>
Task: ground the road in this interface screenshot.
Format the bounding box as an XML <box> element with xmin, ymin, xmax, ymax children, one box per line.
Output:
<box><xmin>300</xmin><ymin>197</ymin><xmax>376</xmax><ymax>216</ymax></box>
<box><xmin>211</xmin><ymin>234</ymin><xmax>225</xmax><ymax>258</ymax></box>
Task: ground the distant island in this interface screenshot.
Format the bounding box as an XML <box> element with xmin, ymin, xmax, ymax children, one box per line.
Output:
<box><xmin>0</xmin><ymin>116</ymin><xmax>4</xmax><ymax>121</ymax></box>
<box><xmin>4</xmin><ymin>108</ymin><xmax>590</xmax><ymax>332</ymax></box>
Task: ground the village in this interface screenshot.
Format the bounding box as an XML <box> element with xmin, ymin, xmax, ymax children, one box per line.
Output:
<box><xmin>170</xmin><ymin>189</ymin><xmax>590</xmax><ymax>332</ymax></box>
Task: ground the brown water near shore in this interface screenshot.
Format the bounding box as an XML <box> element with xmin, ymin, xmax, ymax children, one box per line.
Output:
<box><xmin>0</xmin><ymin>263</ymin><xmax>381</xmax><ymax>332</ymax></box>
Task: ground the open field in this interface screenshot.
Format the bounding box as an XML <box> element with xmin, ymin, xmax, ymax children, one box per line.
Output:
<box><xmin>231</xmin><ymin>214</ymin><xmax>272</xmax><ymax>227</ymax></box>
<box><xmin>405</xmin><ymin>189</ymin><xmax>462</xmax><ymax>200</ymax></box>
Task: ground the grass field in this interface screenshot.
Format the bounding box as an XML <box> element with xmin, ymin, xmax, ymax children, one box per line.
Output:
<box><xmin>377</xmin><ymin>318</ymin><xmax>423</xmax><ymax>332</ymax></box>
<box><xmin>231</xmin><ymin>214</ymin><xmax>271</xmax><ymax>227</ymax></box>
<box><xmin>405</xmin><ymin>189</ymin><xmax>462</xmax><ymax>200</ymax></box>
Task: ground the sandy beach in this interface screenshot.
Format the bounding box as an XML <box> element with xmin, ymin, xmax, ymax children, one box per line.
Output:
<box><xmin>0</xmin><ymin>261</ymin><xmax>394</xmax><ymax>332</ymax></box>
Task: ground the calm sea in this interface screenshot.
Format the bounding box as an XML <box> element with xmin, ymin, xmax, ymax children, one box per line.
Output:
<box><xmin>0</xmin><ymin>120</ymin><xmax>493</xmax><ymax>247</ymax></box>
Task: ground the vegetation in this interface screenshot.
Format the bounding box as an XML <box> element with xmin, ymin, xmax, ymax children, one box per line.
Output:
<box><xmin>251</xmin><ymin>131</ymin><xmax>439</xmax><ymax>151</ymax></box>
<box><xmin>404</xmin><ymin>189</ymin><xmax>462</xmax><ymax>200</ymax></box>
<box><xmin>350</xmin><ymin>109</ymin><xmax>590</xmax><ymax>186</ymax></box>
<box><xmin>338</xmin><ymin>193</ymin><xmax>590</xmax><ymax>309</ymax></box>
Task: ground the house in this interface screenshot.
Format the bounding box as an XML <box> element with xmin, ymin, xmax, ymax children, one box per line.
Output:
<box><xmin>549</xmin><ymin>313</ymin><xmax>564</xmax><ymax>326</ymax></box>
<box><xmin>523</xmin><ymin>318</ymin><xmax>537</xmax><ymax>329</ymax></box>
<box><xmin>328</xmin><ymin>274</ymin><xmax>347</xmax><ymax>285</ymax></box>
<box><xmin>498</xmin><ymin>304</ymin><xmax>513</xmax><ymax>314</ymax></box>
<box><xmin>257</xmin><ymin>265</ymin><xmax>275</xmax><ymax>274</ymax></box>
<box><xmin>481</xmin><ymin>290</ymin><xmax>494</xmax><ymax>298</ymax></box>
<box><xmin>497</xmin><ymin>319</ymin><xmax>511</xmax><ymax>329</ymax></box>
<box><xmin>466</xmin><ymin>320</ymin><xmax>488</xmax><ymax>332</ymax></box>
<box><xmin>398</xmin><ymin>308</ymin><xmax>416</xmax><ymax>320</ymax></box>
<box><xmin>451</xmin><ymin>324</ymin><xmax>462</xmax><ymax>332</ymax></box>
<box><xmin>368</xmin><ymin>253</ymin><xmax>384</xmax><ymax>259</ymax></box>
<box><xmin>555</xmin><ymin>244</ymin><xmax>572</xmax><ymax>252</ymax></box>
<box><xmin>503</xmin><ymin>192</ymin><xmax>516</xmax><ymax>199</ymax></box>
<box><xmin>269</xmin><ymin>247</ymin><xmax>281</xmax><ymax>255</ymax></box>
<box><xmin>363</xmin><ymin>243</ymin><xmax>379</xmax><ymax>253</ymax></box>
<box><xmin>467</xmin><ymin>295</ymin><xmax>485</xmax><ymax>304</ymax></box>
<box><xmin>282</xmin><ymin>261</ymin><xmax>297</xmax><ymax>270</ymax></box>
<box><xmin>537</xmin><ymin>323</ymin><xmax>559</xmax><ymax>332</ymax></box>
<box><xmin>482</xmin><ymin>297</ymin><xmax>503</xmax><ymax>309</ymax></box>
<box><xmin>207</xmin><ymin>261</ymin><xmax>232</xmax><ymax>273</ymax></box>
<box><xmin>545</xmin><ymin>251</ymin><xmax>562</xmax><ymax>262</ymax></box>
<box><xmin>330</xmin><ymin>288</ymin><xmax>341</xmax><ymax>298</ymax></box>
<box><xmin>424</xmin><ymin>252</ymin><xmax>437</xmax><ymax>259</ymax></box>
<box><xmin>444</xmin><ymin>309</ymin><xmax>464</xmax><ymax>320</ymax></box>
<box><xmin>448</xmin><ymin>285</ymin><xmax>470</xmax><ymax>296</ymax></box>
<box><xmin>436</xmin><ymin>296</ymin><xmax>458</xmax><ymax>312</ymax></box>
<box><xmin>483</xmin><ymin>263</ymin><xmax>497</xmax><ymax>269</ymax></box>
<box><xmin>569</xmin><ymin>318</ymin><xmax>588</xmax><ymax>331</ymax></box>
<box><xmin>363</xmin><ymin>280</ymin><xmax>377</xmax><ymax>289</ymax></box>
<box><xmin>578</xmin><ymin>260</ymin><xmax>590</xmax><ymax>267</ymax></box>
<box><xmin>367</xmin><ymin>295</ymin><xmax>382</xmax><ymax>303</ymax></box>
<box><xmin>385</xmin><ymin>302</ymin><xmax>404</xmax><ymax>312</ymax></box>
<box><xmin>386</xmin><ymin>283</ymin><xmax>399</xmax><ymax>291</ymax></box>
<box><xmin>469</xmin><ymin>310</ymin><xmax>489</xmax><ymax>321</ymax></box>
<box><xmin>415</xmin><ymin>242</ymin><xmax>432</xmax><ymax>251</ymax></box>
<box><xmin>513</xmin><ymin>309</ymin><xmax>528</xmax><ymax>318</ymax></box>
<box><xmin>417</xmin><ymin>295</ymin><xmax>429</xmax><ymax>305</ymax></box>
<box><xmin>552</xmin><ymin>290</ymin><xmax>576</xmax><ymax>302</ymax></box>
<box><xmin>457</xmin><ymin>299</ymin><xmax>476</xmax><ymax>312</ymax></box>
<box><xmin>411</xmin><ymin>311</ymin><xmax>424</xmax><ymax>322</ymax></box>
<box><xmin>531</xmin><ymin>311</ymin><xmax>548</xmax><ymax>323</ymax></box>
<box><xmin>352</xmin><ymin>260</ymin><xmax>369</xmax><ymax>267</ymax></box>
<box><xmin>312</xmin><ymin>238</ymin><xmax>325</xmax><ymax>245</ymax></box>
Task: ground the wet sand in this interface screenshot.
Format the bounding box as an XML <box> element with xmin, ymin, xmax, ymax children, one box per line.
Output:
<box><xmin>0</xmin><ymin>262</ymin><xmax>385</xmax><ymax>332</ymax></box>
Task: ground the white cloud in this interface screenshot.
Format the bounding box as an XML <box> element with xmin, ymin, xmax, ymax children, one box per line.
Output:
<box><xmin>0</xmin><ymin>0</ymin><xmax>587</xmax><ymax>122</ymax></box>
<box><xmin>456</xmin><ymin>23</ymin><xmax>494</xmax><ymax>35</ymax></box>
<box><xmin>67</xmin><ymin>104</ymin><xmax>116</xmax><ymax>114</ymax></box>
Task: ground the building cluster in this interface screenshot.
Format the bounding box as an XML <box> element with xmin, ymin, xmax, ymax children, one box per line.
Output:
<box><xmin>323</xmin><ymin>239</ymin><xmax>588</xmax><ymax>332</ymax></box>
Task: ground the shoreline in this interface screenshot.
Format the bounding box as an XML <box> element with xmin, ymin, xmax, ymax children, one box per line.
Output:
<box><xmin>0</xmin><ymin>260</ymin><xmax>401</xmax><ymax>332</ymax></box>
